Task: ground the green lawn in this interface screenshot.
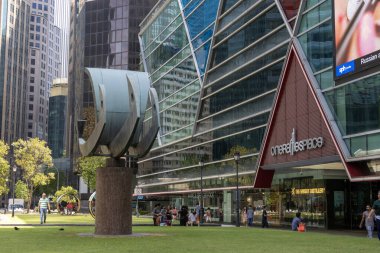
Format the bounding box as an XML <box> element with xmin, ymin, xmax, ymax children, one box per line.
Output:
<box><xmin>15</xmin><ymin>214</ymin><xmax>153</xmax><ymax>225</ymax></box>
<box><xmin>0</xmin><ymin>226</ymin><xmax>378</xmax><ymax>253</ymax></box>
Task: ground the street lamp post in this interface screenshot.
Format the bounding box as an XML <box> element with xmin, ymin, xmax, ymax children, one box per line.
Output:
<box><xmin>5</xmin><ymin>178</ymin><xmax>8</xmax><ymax>214</ymax></box>
<box><xmin>199</xmin><ymin>160</ymin><xmax>204</xmax><ymax>209</ymax></box>
<box><xmin>12</xmin><ymin>165</ymin><xmax>17</xmax><ymax>217</ymax></box>
<box><xmin>234</xmin><ymin>152</ymin><xmax>240</xmax><ymax>227</ymax></box>
<box><xmin>53</xmin><ymin>167</ymin><xmax>59</xmax><ymax>192</ymax></box>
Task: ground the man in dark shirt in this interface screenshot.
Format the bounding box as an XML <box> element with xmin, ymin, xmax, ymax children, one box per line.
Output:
<box><xmin>370</xmin><ymin>190</ymin><xmax>380</xmax><ymax>240</ymax></box>
<box><xmin>262</xmin><ymin>205</ymin><xmax>269</xmax><ymax>228</ymax></box>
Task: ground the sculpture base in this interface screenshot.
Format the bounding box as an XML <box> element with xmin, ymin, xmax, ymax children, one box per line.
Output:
<box><xmin>95</xmin><ymin>158</ymin><xmax>134</xmax><ymax>235</ymax></box>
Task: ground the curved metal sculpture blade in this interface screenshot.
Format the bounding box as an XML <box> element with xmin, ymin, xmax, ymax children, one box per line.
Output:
<box><xmin>108</xmin><ymin>76</ymin><xmax>140</xmax><ymax>157</ymax></box>
<box><xmin>78</xmin><ymin>68</ymin><xmax>160</xmax><ymax>159</ymax></box>
<box><xmin>79</xmin><ymin>83</ymin><xmax>106</xmax><ymax>156</ymax></box>
<box><xmin>130</xmin><ymin>88</ymin><xmax>160</xmax><ymax>158</ymax></box>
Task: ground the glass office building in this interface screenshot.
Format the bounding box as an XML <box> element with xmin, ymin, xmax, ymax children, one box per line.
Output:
<box><xmin>138</xmin><ymin>0</ymin><xmax>380</xmax><ymax>229</ymax></box>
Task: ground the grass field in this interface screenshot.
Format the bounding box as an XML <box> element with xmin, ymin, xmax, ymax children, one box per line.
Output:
<box><xmin>15</xmin><ymin>214</ymin><xmax>153</xmax><ymax>225</ymax></box>
<box><xmin>0</xmin><ymin>226</ymin><xmax>378</xmax><ymax>253</ymax></box>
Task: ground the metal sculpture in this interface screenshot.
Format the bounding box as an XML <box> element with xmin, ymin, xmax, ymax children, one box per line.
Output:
<box><xmin>56</xmin><ymin>194</ymin><xmax>81</xmax><ymax>214</ymax></box>
<box><xmin>78</xmin><ymin>68</ymin><xmax>160</xmax><ymax>158</ymax></box>
<box><xmin>89</xmin><ymin>191</ymin><xmax>96</xmax><ymax>219</ymax></box>
<box><xmin>77</xmin><ymin>68</ymin><xmax>160</xmax><ymax>235</ymax></box>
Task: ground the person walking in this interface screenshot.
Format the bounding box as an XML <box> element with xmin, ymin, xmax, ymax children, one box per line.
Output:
<box><xmin>247</xmin><ymin>205</ymin><xmax>254</xmax><ymax>227</ymax></box>
<box><xmin>38</xmin><ymin>193</ymin><xmax>50</xmax><ymax>224</ymax></box>
<box><xmin>241</xmin><ymin>206</ymin><xmax>247</xmax><ymax>227</ymax></box>
<box><xmin>205</xmin><ymin>207</ymin><xmax>212</xmax><ymax>223</ymax></box>
<box><xmin>262</xmin><ymin>205</ymin><xmax>269</xmax><ymax>228</ymax></box>
<box><xmin>359</xmin><ymin>204</ymin><xmax>375</xmax><ymax>238</ymax></box>
<box><xmin>369</xmin><ymin>190</ymin><xmax>380</xmax><ymax>240</ymax></box>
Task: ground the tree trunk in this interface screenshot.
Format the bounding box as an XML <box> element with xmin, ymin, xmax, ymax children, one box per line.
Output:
<box><xmin>95</xmin><ymin>158</ymin><xmax>134</xmax><ymax>235</ymax></box>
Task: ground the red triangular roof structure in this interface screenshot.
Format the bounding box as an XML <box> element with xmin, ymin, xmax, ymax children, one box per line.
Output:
<box><xmin>253</xmin><ymin>45</ymin><xmax>374</xmax><ymax>188</ymax></box>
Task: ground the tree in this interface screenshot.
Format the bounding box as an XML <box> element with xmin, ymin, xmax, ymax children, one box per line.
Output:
<box><xmin>0</xmin><ymin>140</ymin><xmax>10</xmax><ymax>196</ymax></box>
<box><xmin>12</xmin><ymin>138</ymin><xmax>54</xmax><ymax>211</ymax></box>
<box><xmin>54</xmin><ymin>186</ymin><xmax>78</xmax><ymax>203</ymax></box>
<box><xmin>77</xmin><ymin>156</ymin><xmax>106</xmax><ymax>190</ymax></box>
<box><xmin>15</xmin><ymin>181</ymin><xmax>29</xmax><ymax>201</ymax></box>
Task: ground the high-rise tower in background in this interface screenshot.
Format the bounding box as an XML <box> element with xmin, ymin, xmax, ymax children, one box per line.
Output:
<box><xmin>54</xmin><ymin>0</ymin><xmax>70</xmax><ymax>78</ymax></box>
<box><xmin>0</xmin><ymin>0</ymin><xmax>31</xmax><ymax>143</ymax></box>
<box><xmin>26</xmin><ymin>0</ymin><xmax>61</xmax><ymax>139</ymax></box>
<box><xmin>48</xmin><ymin>78</ymin><xmax>67</xmax><ymax>159</ymax></box>
<box><xmin>67</xmin><ymin>0</ymin><xmax>158</xmax><ymax>177</ymax></box>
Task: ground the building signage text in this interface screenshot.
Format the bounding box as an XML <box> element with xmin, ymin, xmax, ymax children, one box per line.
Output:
<box><xmin>271</xmin><ymin>129</ymin><xmax>323</xmax><ymax>156</ymax></box>
<box><xmin>291</xmin><ymin>187</ymin><xmax>325</xmax><ymax>195</ymax></box>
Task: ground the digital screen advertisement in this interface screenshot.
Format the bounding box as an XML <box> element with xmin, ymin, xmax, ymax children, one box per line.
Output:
<box><xmin>334</xmin><ymin>0</ymin><xmax>380</xmax><ymax>79</ymax></box>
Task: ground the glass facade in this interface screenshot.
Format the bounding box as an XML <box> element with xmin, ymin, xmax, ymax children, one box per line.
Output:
<box><xmin>137</xmin><ymin>0</ymin><xmax>380</xmax><ymax>228</ymax></box>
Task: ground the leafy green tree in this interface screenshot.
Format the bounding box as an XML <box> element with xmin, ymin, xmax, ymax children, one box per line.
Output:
<box><xmin>0</xmin><ymin>140</ymin><xmax>10</xmax><ymax>196</ymax></box>
<box><xmin>15</xmin><ymin>181</ymin><xmax>29</xmax><ymax>201</ymax></box>
<box><xmin>54</xmin><ymin>186</ymin><xmax>78</xmax><ymax>203</ymax></box>
<box><xmin>77</xmin><ymin>156</ymin><xmax>106</xmax><ymax>190</ymax></box>
<box><xmin>12</xmin><ymin>138</ymin><xmax>54</xmax><ymax>211</ymax></box>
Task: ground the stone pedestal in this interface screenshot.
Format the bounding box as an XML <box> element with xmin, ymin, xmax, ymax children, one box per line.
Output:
<box><xmin>95</xmin><ymin>158</ymin><xmax>134</xmax><ymax>235</ymax></box>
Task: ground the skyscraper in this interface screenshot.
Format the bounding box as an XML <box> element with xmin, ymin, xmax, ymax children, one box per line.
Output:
<box><xmin>54</xmin><ymin>0</ymin><xmax>70</xmax><ymax>78</ymax></box>
<box><xmin>0</xmin><ymin>0</ymin><xmax>31</xmax><ymax>143</ymax></box>
<box><xmin>67</xmin><ymin>0</ymin><xmax>158</xmax><ymax>175</ymax></box>
<box><xmin>26</xmin><ymin>0</ymin><xmax>61</xmax><ymax>139</ymax></box>
<box><xmin>48</xmin><ymin>78</ymin><xmax>67</xmax><ymax>159</ymax></box>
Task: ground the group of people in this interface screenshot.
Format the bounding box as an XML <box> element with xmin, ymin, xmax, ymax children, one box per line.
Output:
<box><xmin>291</xmin><ymin>190</ymin><xmax>380</xmax><ymax>238</ymax></box>
<box><xmin>152</xmin><ymin>204</ymin><xmax>175</xmax><ymax>226</ymax></box>
<box><xmin>241</xmin><ymin>205</ymin><xmax>269</xmax><ymax>228</ymax></box>
<box><xmin>152</xmin><ymin>203</ymin><xmax>214</xmax><ymax>226</ymax></box>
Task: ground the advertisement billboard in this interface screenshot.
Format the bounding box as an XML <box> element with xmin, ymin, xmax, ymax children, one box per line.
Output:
<box><xmin>334</xmin><ymin>0</ymin><xmax>380</xmax><ymax>80</ymax></box>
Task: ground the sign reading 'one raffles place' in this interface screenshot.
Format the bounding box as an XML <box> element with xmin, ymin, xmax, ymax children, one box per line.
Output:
<box><xmin>271</xmin><ymin>129</ymin><xmax>323</xmax><ymax>156</ymax></box>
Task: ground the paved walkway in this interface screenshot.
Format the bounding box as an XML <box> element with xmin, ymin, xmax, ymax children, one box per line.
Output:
<box><xmin>0</xmin><ymin>214</ymin><xmax>26</xmax><ymax>225</ymax></box>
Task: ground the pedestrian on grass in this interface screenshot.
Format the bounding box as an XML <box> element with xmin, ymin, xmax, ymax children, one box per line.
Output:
<box><xmin>152</xmin><ymin>204</ymin><xmax>161</xmax><ymax>226</ymax></box>
<box><xmin>369</xmin><ymin>190</ymin><xmax>380</xmax><ymax>240</ymax></box>
<box><xmin>187</xmin><ymin>211</ymin><xmax>196</xmax><ymax>226</ymax></box>
<box><xmin>359</xmin><ymin>204</ymin><xmax>375</xmax><ymax>238</ymax></box>
<box><xmin>291</xmin><ymin>212</ymin><xmax>302</xmax><ymax>231</ymax></box>
<box><xmin>38</xmin><ymin>193</ymin><xmax>50</xmax><ymax>224</ymax></box>
<box><xmin>205</xmin><ymin>207</ymin><xmax>212</xmax><ymax>223</ymax></box>
<box><xmin>241</xmin><ymin>206</ymin><xmax>247</xmax><ymax>227</ymax></box>
<box><xmin>247</xmin><ymin>205</ymin><xmax>254</xmax><ymax>227</ymax></box>
<box><xmin>262</xmin><ymin>205</ymin><xmax>269</xmax><ymax>228</ymax></box>
<box><xmin>179</xmin><ymin>205</ymin><xmax>188</xmax><ymax>226</ymax></box>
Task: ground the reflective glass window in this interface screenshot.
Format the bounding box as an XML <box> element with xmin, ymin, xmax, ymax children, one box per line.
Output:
<box><xmin>141</xmin><ymin>0</ymin><xmax>180</xmax><ymax>47</ymax></box>
<box><xmin>305</xmin><ymin>0</ymin><xmax>326</xmax><ymax>10</ymax></box>
<box><xmin>194</xmin><ymin>40</ymin><xmax>211</xmax><ymax>74</ymax></box>
<box><xmin>186</xmin><ymin>0</ymin><xmax>219</xmax><ymax>39</ymax></box>
<box><xmin>183</xmin><ymin>0</ymin><xmax>203</xmax><ymax>17</ymax></box>
<box><xmin>315</xmin><ymin>69</ymin><xmax>333</xmax><ymax>90</ymax></box>
<box><xmin>218</xmin><ymin>0</ymin><xmax>260</xmax><ymax>31</ymax></box>
<box><xmin>201</xmin><ymin>62</ymin><xmax>283</xmax><ymax>117</ymax></box>
<box><xmin>145</xmin><ymin>24</ymin><xmax>189</xmax><ymax>74</ymax></box>
<box><xmin>298</xmin><ymin>20</ymin><xmax>333</xmax><ymax>73</ymax></box>
<box><xmin>211</xmin><ymin>27</ymin><xmax>289</xmax><ymax>75</ymax></box>
<box><xmin>192</xmin><ymin>25</ymin><xmax>214</xmax><ymax>49</ymax></box>
<box><xmin>221</xmin><ymin>0</ymin><xmax>239</xmax><ymax>14</ymax></box>
<box><xmin>324</xmin><ymin>73</ymin><xmax>380</xmax><ymax>136</ymax></box>
<box><xmin>298</xmin><ymin>0</ymin><xmax>331</xmax><ymax>34</ymax></box>
<box><xmin>144</xmin><ymin>15</ymin><xmax>183</xmax><ymax>56</ymax></box>
<box><xmin>215</xmin><ymin>0</ymin><xmax>274</xmax><ymax>44</ymax></box>
<box><xmin>206</xmin><ymin>44</ymin><xmax>288</xmax><ymax>88</ymax></box>
<box><xmin>212</xmin><ymin>7</ymin><xmax>285</xmax><ymax>65</ymax></box>
<box><xmin>150</xmin><ymin>45</ymin><xmax>193</xmax><ymax>83</ymax></box>
<box><xmin>198</xmin><ymin>92</ymin><xmax>274</xmax><ymax>130</ymax></box>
